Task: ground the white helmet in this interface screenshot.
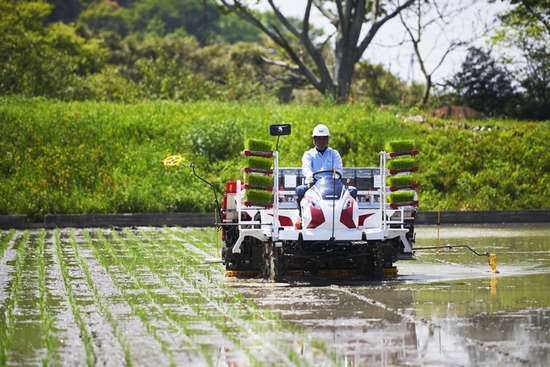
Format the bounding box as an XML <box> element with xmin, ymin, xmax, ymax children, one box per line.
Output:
<box><xmin>312</xmin><ymin>124</ymin><xmax>330</xmax><ymax>137</ymax></box>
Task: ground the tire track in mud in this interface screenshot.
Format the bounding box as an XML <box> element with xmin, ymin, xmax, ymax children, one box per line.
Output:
<box><xmin>232</xmin><ymin>280</ymin><xmax>423</xmax><ymax>365</ymax></box>
<box><xmin>330</xmin><ymin>285</ymin><xmax>416</xmax><ymax>322</ymax></box>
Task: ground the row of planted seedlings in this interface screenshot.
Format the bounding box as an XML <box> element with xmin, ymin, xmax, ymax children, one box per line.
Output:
<box><xmin>0</xmin><ymin>229</ymin><xmax>26</xmax><ymax>366</ymax></box>
<box><xmin>54</xmin><ymin>229</ymin><xmax>100</xmax><ymax>366</ymax></box>
<box><xmin>83</xmin><ymin>227</ymin><xmax>200</xmax><ymax>366</ymax></box>
<box><xmin>114</xmin><ymin>226</ymin><xmax>336</xmax><ymax>366</ymax></box>
<box><xmin>0</xmin><ymin>229</ymin><xmax>60</xmax><ymax>366</ymax></box>
<box><xmin>3</xmin><ymin>227</ymin><xmax>185</xmax><ymax>367</ymax></box>
<box><xmin>65</xmin><ymin>229</ymin><xmax>136</xmax><ymax>365</ymax></box>
<box><xmin>0</xmin><ymin>226</ymin><xmax>340</xmax><ymax>366</ymax></box>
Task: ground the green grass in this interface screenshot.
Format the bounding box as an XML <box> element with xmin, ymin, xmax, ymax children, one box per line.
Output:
<box><xmin>1</xmin><ymin>97</ymin><xmax>549</xmax><ymax>216</ymax></box>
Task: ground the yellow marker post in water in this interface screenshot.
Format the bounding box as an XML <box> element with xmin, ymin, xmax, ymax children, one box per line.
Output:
<box><xmin>489</xmin><ymin>253</ymin><xmax>498</xmax><ymax>272</ymax></box>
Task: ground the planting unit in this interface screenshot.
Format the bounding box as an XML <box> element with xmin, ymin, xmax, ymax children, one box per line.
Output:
<box><xmin>221</xmin><ymin>125</ymin><xmax>419</xmax><ymax>281</ymax></box>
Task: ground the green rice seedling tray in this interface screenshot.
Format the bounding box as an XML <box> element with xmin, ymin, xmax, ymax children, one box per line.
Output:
<box><xmin>386</xmin><ymin>175</ymin><xmax>414</xmax><ymax>187</ymax></box>
<box><xmin>244</xmin><ymin>174</ymin><xmax>273</xmax><ymax>189</ymax></box>
<box><xmin>386</xmin><ymin>140</ymin><xmax>415</xmax><ymax>153</ymax></box>
<box><xmin>246</xmin><ymin>156</ymin><xmax>273</xmax><ymax>170</ymax></box>
<box><xmin>387</xmin><ymin>191</ymin><xmax>415</xmax><ymax>204</ymax></box>
<box><xmin>244</xmin><ymin>138</ymin><xmax>273</xmax><ymax>152</ymax></box>
<box><xmin>386</xmin><ymin>157</ymin><xmax>415</xmax><ymax>170</ymax></box>
<box><xmin>244</xmin><ymin>189</ymin><xmax>273</xmax><ymax>205</ymax></box>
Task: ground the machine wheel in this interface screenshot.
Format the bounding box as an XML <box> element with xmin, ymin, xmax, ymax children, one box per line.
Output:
<box><xmin>370</xmin><ymin>243</ymin><xmax>384</xmax><ymax>280</ymax></box>
<box><xmin>356</xmin><ymin>243</ymin><xmax>383</xmax><ymax>280</ymax></box>
<box><xmin>261</xmin><ymin>242</ymin><xmax>283</xmax><ymax>282</ymax></box>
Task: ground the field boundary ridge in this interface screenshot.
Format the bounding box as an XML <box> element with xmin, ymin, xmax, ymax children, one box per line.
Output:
<box><xmin>1</xmin><ymin>210</ymin><xmax>550</xmax><ymax>229</ymax></box>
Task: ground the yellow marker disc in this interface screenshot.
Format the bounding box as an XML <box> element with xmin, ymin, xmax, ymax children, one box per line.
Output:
<box><xmin>161</xmin><ymin>154</ymin><xmax>184</xmax><ymax>167</ymax></box>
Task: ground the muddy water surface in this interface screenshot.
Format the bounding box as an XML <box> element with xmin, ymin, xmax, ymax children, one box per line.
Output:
<box><xmin>1</xmin><ymin>224</ymin><xmax>549</xmax><ymax>366</ymax></box>
<box><xmin>234</xmin><ymin>223</ymin><xmax>550</xmax><ymax>366</ymax></box>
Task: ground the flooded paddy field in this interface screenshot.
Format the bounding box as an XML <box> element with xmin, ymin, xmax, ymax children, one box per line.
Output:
<box><xmin>1</xmin><ymin>223</ymin><xmax>550</xmax><ymax>366</ymax></box>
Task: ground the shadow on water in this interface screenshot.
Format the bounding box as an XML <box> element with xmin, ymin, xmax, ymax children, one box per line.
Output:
<box><xmin>235</xmin><ymin>223</ymin><xmax>550</xmax><ymax>366</ymax></box>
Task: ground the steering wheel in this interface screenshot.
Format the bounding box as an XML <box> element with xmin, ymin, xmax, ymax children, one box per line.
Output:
<box><xmin>312</xmin><ymin>170</ymin><xmax>342</xmax><ymax>180</ymax></box>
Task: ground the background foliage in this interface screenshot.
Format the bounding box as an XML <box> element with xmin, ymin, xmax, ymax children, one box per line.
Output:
<box><xmin>0</xmin><ymin>0</ymin><xmax>422</xmax><ymax>108</ymax></box>
<box><xmin>1</xmin><ymin>98</ymin><xmax>549</xmax><ymax>221</ymax></box>
<box><xmin>2</xmin><ymin>0</ymin><xmax>548</xmax><ymax>119</ymax></box>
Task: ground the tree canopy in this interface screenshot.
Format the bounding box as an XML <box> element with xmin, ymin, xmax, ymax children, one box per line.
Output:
<box><xmin>489</xmin><ymin>0</ymin><xmax>550</xmax><ymax>119</ymax></box>
<box><xmin>447</xmin><ymin>47</ymin><xmax>517</xmax><ymax>117</ymax></box>
<box><xmin>219</xmin><ymin>0</ymin><xmax>416</xmax><ymax>101</ymax></box>
<box><xmin>0</xmin><ymin>0</ymin><xmax>548</xmax><ymax>118</ymax></box>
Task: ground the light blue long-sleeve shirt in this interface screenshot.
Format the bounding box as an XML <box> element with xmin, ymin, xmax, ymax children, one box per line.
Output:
<box><xmin>301</xmin><ymin>147</ymin><xmax>343</xmax><ymax>182</ymax></box>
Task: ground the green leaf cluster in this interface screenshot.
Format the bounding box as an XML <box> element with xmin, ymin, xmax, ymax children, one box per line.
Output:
<box><xmin>1</xmin><ymin>0</ymin><xmax>426</xmax><ymax>107</ymax></box>
<box><xmin>0</xmin><ymin>1</ymin><xmax>108</xmax><ymax>98</ymax></box>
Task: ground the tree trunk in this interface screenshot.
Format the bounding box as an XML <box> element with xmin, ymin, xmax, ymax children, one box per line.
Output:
<box><xmin>334</xmin><ymin>48</ymin><xmax>357</xmax><ymax>102</ymax></box>
<box><xmin>421</xmin><ymin>74</ymin><xmax>432</xmax><ymax>105</ymax></box>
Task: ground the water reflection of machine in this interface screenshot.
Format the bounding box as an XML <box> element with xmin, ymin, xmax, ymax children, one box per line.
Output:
<box><xmin>231</xmin><ymin>284</ymin><xmax>422</xmax><ymax>366</ymax></box>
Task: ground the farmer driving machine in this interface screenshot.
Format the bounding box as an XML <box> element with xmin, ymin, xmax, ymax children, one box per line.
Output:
<box><xmin>214</xmin><ymin>124</ymin><xmax>419</xmax><ymax>281</ymax></box>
